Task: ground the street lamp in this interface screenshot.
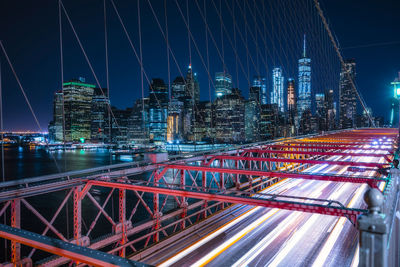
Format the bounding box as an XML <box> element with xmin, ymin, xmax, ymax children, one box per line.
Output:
<box><xmin>392</xmin><ymin>75</ymin><xmax>400</xmax><ymax>145</ymax></box>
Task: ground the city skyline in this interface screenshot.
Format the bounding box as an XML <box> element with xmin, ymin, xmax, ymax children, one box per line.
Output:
<box><xmin>0</xmin><ymin>0</ymin><xmax>398</xmax><ymax>130</ymax></box>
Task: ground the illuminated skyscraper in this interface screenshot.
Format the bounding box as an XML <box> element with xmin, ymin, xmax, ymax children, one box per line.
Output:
<box><xmin>253</xmin><ymin>76</ymin><xmax>267</xmax><ymax>104</ymax></box>
<box><xmin>287</xmin><ymin>78</ymin><xmax>296</xmax><ymax>111</ymax></box>
<box><xmin>149</xmin><ymin>78</ymin><xmax>168</xmax><ymax>143</ymax></box>
<box><xmin>315</xmin><ymin>93</ymin><xmax>326</xmax><ymax>131</ymax></box>
<box><xmin>62</xmin><ymin>78</ymin><xmax>95</xmax><ymax>142</ymax></box>
<box><xmin>271</xmin><ymin>67</ymin><xmax>284</xmax><ymax>112</ymax></box>
<box><xmin>215</xmin><ymin>72</ymin><xmax>232</xmax><ymax>98</ymax></box>
<box><xmin>297</xmin><ymin>34</ymin><xmax>311</xmax><ymax>117</ymax></box>
<box><xmin>339</xmin><ymin>59</ymin><xmax>357</xmax><ymax>129</ymax></box>
<box><xmin>48</xmin><ymin>90</ymin><xmax>64</xmax><ymax>142</ymax></box>
<box><xmin>91</xmin><ymin>87</ymin><xmax>109</xmax><ymax>142</ymax></box>
<box><xmin>325</xmin><ymin>89</ymin><xmax>336</xmax><ymax>130</ymax></box>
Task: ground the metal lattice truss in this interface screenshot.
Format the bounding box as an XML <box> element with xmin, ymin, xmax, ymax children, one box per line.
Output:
<box><xmin>0</xmin><ymin>129</ymin><xmax>397</xmax><ymax>266</ymax></box>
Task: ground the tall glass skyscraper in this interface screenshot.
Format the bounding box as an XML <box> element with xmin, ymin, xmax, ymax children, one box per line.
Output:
<box><xmin>287</xmin><ymin>78</ymin><xmax>296</xmax><ymax>111</ymax></box>
<box><xmin>149</xmin><ymin>78</ymin><xmax>168</xmax><ymax>143</ymax></box>
<box><xmin>339</xmin><ymin>59</ymin><xmax>356</xmax><ymax>129</ymax></box>
<box><xmin>297</xmin><ymin>34</ymin><xmax>311</xmax><ymax>117</ymax></box>
<box><xmin>271</xmin><ymin>67</ymin><xmax>284</xmax><ymax>112</ymax></box>
<box><xmin>253</xmin><ymin>76</ymin><xmax>267</xmax><ymax>104</ymax></box>
<box><xmin>215</xmin><ymin>72</ymin><xmax>232</xmax><ymax>98</ymax></box>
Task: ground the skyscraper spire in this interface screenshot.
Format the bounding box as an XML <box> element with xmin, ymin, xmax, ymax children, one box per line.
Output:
<box><xmin>303</xmin><ymin>34</ymin><xmax>306</xmax><ymax>58</ymax></box>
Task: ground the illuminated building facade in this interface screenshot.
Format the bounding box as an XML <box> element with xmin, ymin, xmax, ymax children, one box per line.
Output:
<box><xmin>167</xmin><ymin>98</ymin><xmax>184</xmax><ymax>142</ymax></box>
<box><xmin>287</xmin><ymin>78</ymin><xmax>295</xmax><ymax>111</ymax></box>
<box><xmin>90</xmin><ymin>87</ymin><xmax>109</xmax><ymax>142</ymax></box>
<box><xmin>215</xmin><ymin>72</ymin><xmax>232</xmax><ymax>98</ymax></box>
<box><xmin>253</xmin><ymin>76</ymin><xmax>267</xmax><ymax>105</ymax></box>
<box><xmin>315</xmin><ymin>93</ymin><xmax>326</xmax><ymax>131</ymax></box>
<box><xmin>63</xmin><ymin>78</ymin><xmax>95</xmax><ymax>142</ymax></box>
<box><xmin>325</xmin><ymin>89</ymin><xmax>336</xmax><ymax>130</ymax></box>
<box><xmin>271</xmin><ymin>67</ymin><xmax>284</xmax><ymax>112</ymax></box>
<box><xmin>297</xmin><ymin>35</ymin><xmax>311</xmax><ymax>117</ymax></box>
<box><xmin>149</xmin><ymin>78</ymin><xmax>168</xmax><ymax>143</ymax></box>
<box><xmin>245</xmin><ymin>86</ymin><xmax>261</xmax><ymax>142</ymax></box>
<box><xmin>339</xmin><ymin>59</ymin><xmax>357</xmax><ymax>129</ymax></box>
<box><xmin>48</xmin><ymin>90</ymin><xmax>64</xmax><ymax>142</ymax></box>
<box><xmin>130</xmin><ymin>98</ymin><xmax>149</xmax><ymax>144</ymax></box>
<box><xmin>214</xmin><ymin>88</ymin><xmax>245</xmax><ymax>143</ymax></box>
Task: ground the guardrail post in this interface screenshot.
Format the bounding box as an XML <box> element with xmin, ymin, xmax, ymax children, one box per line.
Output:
<box><xmin>358</xmin><ymin>188</ymin><xmax>388</xmax><ymax>267</ymax></box>
<box><xmin>11</xmin><ymin>199</ymin><xmax>20</xmax><ymax>264</ymax></box>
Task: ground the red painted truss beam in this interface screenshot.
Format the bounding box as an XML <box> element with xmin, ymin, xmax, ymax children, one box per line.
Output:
<box><xmin>86</xmin><ymin>180</ymin><xmax>365</xmax><ymax>225</ymax></box>
<box><xmin>279</xmin><ymin>142</ymin><xmax>394</xmax><ymax>147</ymax></box>
<box><xmin>157</xmin><ymin>164</ymin><xmax>385</xmax><ymax>188</ymax></box>
<box><xmin>242</xmin><ymin>149</ymin><xmax>392</xmax><ymax>162</ymax></box>
<box><xmin>205</xmin><ymin>155</ymin><xmax>388</xmax><ymax>169</ymax></box>
<box><xmin>264</xmin><ymin>144</ymin><xmax>393</xmax><ymax>152</ymax></box>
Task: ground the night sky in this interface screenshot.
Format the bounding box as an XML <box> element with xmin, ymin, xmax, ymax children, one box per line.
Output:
<box><xmin>0</xmin><ymin>0</ymin><xmax>399</xmax><ymax>131</ymax></box>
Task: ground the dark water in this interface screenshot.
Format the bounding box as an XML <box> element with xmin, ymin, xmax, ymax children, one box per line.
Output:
<box><xmin>0</xmin><ymin>144</ymin><xmax>125</xmax><ymax>181</ymax></box>
<box><xmin>0</xmin><ymin>144</ymin><xmax>179</xmax><ymax>262</ymax></box>
<box><xmin>0</xmin><ymin>145</ymin><xmax>225</xmax><ymax>262</ymax></box>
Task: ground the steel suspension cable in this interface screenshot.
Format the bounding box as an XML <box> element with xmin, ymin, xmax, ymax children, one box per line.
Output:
<box><xmin>104</xmin><ymin>0</ymin><xmax>112</xmax><ymax>156</ymax></box>
<box><xmin>58</xmin><ymin>0</ymin><xmax>67</xmax><ymax>172</ymax></box>
<box><xmin>59</xmin><ymin>0</ymin><xmax>122</xmax><ymax>133</ymax></box>
<box><xmin>0</xmin><ymin>41</ymin><xmax>61</xmax><ymax>173</ymax></box>
<box><xmin>313</xmin><ymin>0</ymin><xmax>375</xmax><ymax>127</ymax></box>
<box><xmin>164</xmin><ymin>0</ymin><xmax>171</xmax><ymax>100</ymax></box>
<box><xmin>137</xmin><ymin>0</ymin><xmax>147</xmax><ymax>141</ymax></box>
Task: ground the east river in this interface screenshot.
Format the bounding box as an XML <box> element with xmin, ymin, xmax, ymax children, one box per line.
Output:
<box><xmin>0</xmin><ymin>144</ymin><xmax>126</xmax><ymax>181</ymax></box>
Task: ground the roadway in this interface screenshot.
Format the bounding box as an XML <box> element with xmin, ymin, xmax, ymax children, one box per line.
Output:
<box><xmin>137</xmin><ymin>146</ymin><xmax>388</xmax><ymax>266</ymax></box>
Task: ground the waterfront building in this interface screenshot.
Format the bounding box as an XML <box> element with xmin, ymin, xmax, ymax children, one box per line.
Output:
<box><xmin>253</xmin><ymin>76</ymin><xmax>267</xmax><ymax>105</ymax></box>
<box><xmin>48</xmin><ymin>90</ymin><xmax>64</xmax><ymax>142</ymax></box>
<box><xmin>215</xmin><ymin>72</ymin><xmax>232</xmax><ymax>98</ymax></box>
<box><xmin>149</xmin><ymin>78</ymin><xmax>168</xmax><ymax>143</ymax></box>
<box><xmin>297</xmin><ymin>35</ymin><xmax>311</xmax><ymax>118</ymax></box>
<box><xmin>111</xmin><ymin>106</ymin><xmax>132</xmax><ymax>145</ymax></box>
<box><xmin>167</xmin><ymin>98</ymin><xmax>184</xmax><ymax>142</ymax></box>
<box><xmin>91</xmin><ymin>88</ymin><xmax>109</xmax><ymax>142</ymax></box>
<box><xmin>339</xmin><ymin>59</ymin><xmax>357</xmax><ymax>129</ymax></box>
<box><xmin>130</xmin><ymin>98</ymin><xmax>149</xmax><ymax>144</ymax></box>
<box><xmin>214</xmin><ymin>88</ymin><xmax>245</xmax><ymax>143</ymax></box>
<box><xmin>271</xmin><ymin>67</ymin><xmax>284</xmax><ymax>112</ymax></box>
<box><xmin>63</xmin><ymin>78</ymin><xmax>95</xmax><ymax>142</ymax></box>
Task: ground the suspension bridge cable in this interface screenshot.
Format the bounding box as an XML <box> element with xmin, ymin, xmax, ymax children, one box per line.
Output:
<box><xmin>313</xmin><ymin>0</ymin><xmax>375</xmax><ymax>127</ymax></box>
<box><xmin>0</xmin><ymin>41</ymin><xmax>61</xmax><ymax>173</ymax></box>
<box><xmin>137</xmin><ymin>0</ymin><xmax>147</xmax><ymax>142</ymax></box>
<box><xmin>104</xmin><ymin>0</ymin><xmax>112</xmax><ymax>158</ymax></box>
<box><xmin>0</xmin><ymin>56</ymin><xmax>4</xmax><ymax>182</ymax></box>
<box><xmin>59</xmin><ymin>0</ymin><xmax>123</xmax><ymax>134</ymax></box>
<box><xmin>164</xmin><ymin>0</ymin><xmax>171</xmax><ymax>101</ymax></box>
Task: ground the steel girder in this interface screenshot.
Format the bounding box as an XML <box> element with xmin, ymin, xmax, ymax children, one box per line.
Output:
<box><xmin>154</xmin><ymin>164</ymin><xmax>385</xmax><ymax>188</ymax></box>
<box><xmin>0</xmin><ymin>224</ymin><xmax>145</xmax><ymax>267</ymax></box>
<box><xmin>264</xmin><ymin>144</ymin><xmax>393</xmax><ymax>152</ymax></box>
<box><xmin>205</xmin><ymin>155</ymin><xmax>388</xmax><ymax>169</ymax></box>
<box><xmin>85</xmin><ymin>180</ymin><xmax>366</xmax><ymax>226</ymax></box>
<box><xmin>275</xmin><ymin>141</ymin><xmax>394</xmax><ymax>147</ymax></box>
<box><xmin>242</xmin><ymin>149</ymin><xmax>392</xmax><ymax>162</ymax></box>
